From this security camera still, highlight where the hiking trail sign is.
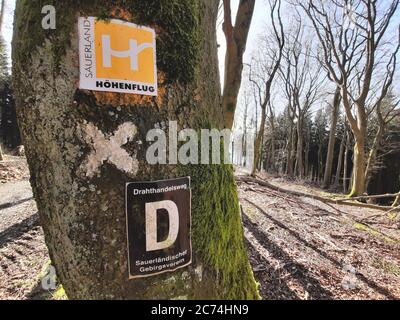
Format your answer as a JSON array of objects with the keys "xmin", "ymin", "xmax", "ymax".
[
  {"xmin": 125, "ymin": 177, "xmax": 192, "ymax": 278},
  {"xmin": 78, "ymin": 17, "xmax": 157, "ymax": 96}
]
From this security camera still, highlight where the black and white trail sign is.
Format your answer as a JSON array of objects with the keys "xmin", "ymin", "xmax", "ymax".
[{"xmin": 125, "ymin": 177, "xmax": 192, "ymax": 278}]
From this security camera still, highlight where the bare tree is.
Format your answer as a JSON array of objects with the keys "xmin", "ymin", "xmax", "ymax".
[
  {"xmin": 0, "ymin": 0, "xmax": 6, "ymax": 30},
  {"xmin": 300, "ymin": 0, "xmax": 400, "ymax": 196},
  {"xmin": 323, "ymin": 85, "xmax": 341, "ymax": 188},
  {"xmin": 334, "ymin": 122, "xmax": 346, "ymax": 186},
  {"xmin": 248, "ymin": 0, "xmax": 285, "ymax": 177},
  {"xmin": 393, "ymin": 192, "xmax": 400, "ymax": 207},
  {"xmin": 343, "ymin": 127, "xmax": 352, "ymax": 193},
  {"xmin": 0, "ymin": 0, "xmax": 6, "ymax": 161},
  {"xmin": 266, "ymin": 100, "xmax": 277, "ymax": 172},
  {"xmin": 281, "ymin": 74, "xmax": 296, "ymax": 176},
  {"xmin": 222, "ymin": 0, "xmax": 256, "ymax": 129},
  {"xmin": 279, "ymin": 21, "xmax": 324, "ymax": 178}
]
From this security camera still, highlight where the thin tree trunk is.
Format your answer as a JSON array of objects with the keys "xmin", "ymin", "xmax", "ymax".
[
  {"xmin": 222, "ymin": 0, "xmax": 255, "ymax": 129},
  {"xmin": 323, "ymin": 87, "xmax": 340, "ymax": 188},
  {"xmin": 304, "ymin": 139, "xmax": 310, "ymax": 178},
  {"xmin": 13, "ymin": 0, "xmax": 259, "ymax": 299},
  {"xmin": 251, "ymin": 107, "xmax": 266, "ymax": 176},
  {"xmin": 0, "ymin": 0, "xmax": 6, "ymax": 30},
  {"xmin": 269, "ymin": 118, "xmax": 276, "ymax": 172},
  {"xmin": 343, "ymin": 131, "xmax": 350, "ymax": 193},
  {"xmin": 0, "ymin": 144, "xmax": 3, "ymax": 161},
  {"xmin": 393, "ymin": 193, "xmax": 400, "ymax": 207},
  {"xmin": 286, "ymin": 124, "xmax": 294, "ymax": 175},
  {"xmin": 242, "ymin": 102, "xmax": 248, "ymax": 167},
  {"xmin": 349, "ymin": 134, "xmax": 366, "ymax": 197},
  {"xmin": 296, "ymin": 119, "xmax": 304, "ymax": 178},
  {"xmin": 291, "ymin": 125, "xmax": 297, "ymax": 175},
  {"xmin": 318, "ymin": 142, "xmax": 323, "ymax": 181},
  {"xmin": 365, "ymin": 125, "xmax": 384, "ymax": 190},
  {"xmin": 334, "ymin": 130, "xmax": 345, "ymax": 186}
]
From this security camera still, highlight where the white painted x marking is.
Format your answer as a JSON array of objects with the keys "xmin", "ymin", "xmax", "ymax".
[{"xmin": 80, "ymin": 121, "xmax": 139, "ymax": 178}]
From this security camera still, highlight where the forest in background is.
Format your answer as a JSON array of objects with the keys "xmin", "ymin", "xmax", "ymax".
[{"xmin": 228, "ymin": 0, "xmax": 400, "ymax": 204}]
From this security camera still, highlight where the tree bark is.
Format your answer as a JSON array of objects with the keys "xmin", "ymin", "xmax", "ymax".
[
  {"xmin": 222, "ymin": 0, "xmax": 255, "ymax": 129},
  {"xmin": 0, "ymin": 0, "xmax": 5, "ymax": 30},
  {"xmin": 12, "ymin": 0, "xmax": 259, "ymax": 299},
  {"xmin": 365, "ymin": 125, "xmax": 384, "ymax": 191},
  {"xmin": 343, "ymin": 131, "xmax": 351, "ymax": 193},
  {"xmin": 269, "ymin": 116, "xmax": 276, "ymax": 172},
  {"xmin": 393, "ymin": 193, "xmax": 400, "ymax": 207},
  {"xmin": 349, "ymin": 134, "xmax": 366, "ymax": 197},
  {"xmin": 323, "ymin": 87, "xmax": 340, "ymax": 188},
  {"xmin": 251, "ymin": 106, "xmax": 266, "ymax": 176},
  {"xmin": 295, "ymin": 119, "xmax": 304, "ymax": 178},
  {"xmin": 334, "ymin": 130, "xmax": 345, "ymax": 186}
]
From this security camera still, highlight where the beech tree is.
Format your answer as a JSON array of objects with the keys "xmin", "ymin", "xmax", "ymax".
[
  {"xmin": 393, "ymin": 192, "xmax": 400, "ymax": 207},
  {"xmin": 322, "ymin": 86, "xmax": 341, "ymax": 188},
  {"xmin": 222, "ymin": 0, "xmax": 255, "ymax": 129},
  {"xmin": 248, "ymin": 0, "xmax": 284, "ymax": 177},
  {"xmin": 279, "ymin": 23, "xmax": 324, "ymax": 179},
  {"xmin": 301, "ymin": 0, "xmax": 400, "ymax": 196},
  {"xmin": 12, "ymin": 1, "xmax": 259, "ymax": 299},
  {"xmin": 0, "ymin": 0, "xmax": 7, "ymax": 161}
]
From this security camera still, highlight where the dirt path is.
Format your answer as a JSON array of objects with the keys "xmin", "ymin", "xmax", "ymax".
[
  {"xmin": 0, "ymin": 158, "xmax": 51, "ymax": 300},
  {"xmin": 239, "ymin": 176, "xmax": 400, "ymax": 300}
]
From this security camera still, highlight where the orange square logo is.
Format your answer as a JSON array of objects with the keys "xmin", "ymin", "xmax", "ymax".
[{"xmin": 79, "ymin": 17, "xmax": 157, "ymax": 96}]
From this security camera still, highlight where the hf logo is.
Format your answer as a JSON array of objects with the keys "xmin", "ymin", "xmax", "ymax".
[{"xmin": 78, "ymin": 17, "xmax": 157, "ymax": 96}]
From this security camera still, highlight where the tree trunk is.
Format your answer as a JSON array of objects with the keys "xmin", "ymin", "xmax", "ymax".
[
  {"xmin": 296, "ymin": 119, "xmax": 304, "ymax": 178},
  {"xmin": 286, "ymin": 124, "xmax": 294, "ymax": 176},
  {"xmin": 0, "ymin": 0, "xmax": 5, "ymax": 30},
  {"xmin": 12, "ymin": 0, "xmax": 259, "ymax": 300},
  {"xmin": 393, "ymin": 193, "xmax": 400, "ymax": 207},
  {"xmin": 365, "ymin": 125, "xmax": 384, "ymax": 191},
  {"xmin": 269, "ymin": 118, "xmax": 276, "ymax": 172},
  {"xmin": 0, "ymin": 144, "xmax": 3, "ymax": 161},
  {"xmin": 334, "ymin": 130, "xmax": 345, "ymax": 186},
  {"xmin": 222, "ymin": 0, "xmax": 255, "ymax": 129},
  {"xmin": 304, "ymin": 139, "xmax": 310, "ymax": 178},
  {"xmin": 349, "ymin": 134, "xmax": 366, "ymax": 197},
  {"xmin": 318, "ymin": 141, "xmax": 323, "ymax": 181},
  {"xmin": 251, "ymin": 106, "xmax": 266, "ymax": 176},
  {"xmin": 343, "ymin": 131, "xmax": 350, "ymax": 193},
  {"xmin": 323, "ymin": 87, "xmax": 340, "ymax": 188}
]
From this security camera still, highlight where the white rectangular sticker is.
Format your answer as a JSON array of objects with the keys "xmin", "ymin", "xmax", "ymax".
[{"xmin": 78, "ymin": 17, "xmax": 157, "ymax": 96}]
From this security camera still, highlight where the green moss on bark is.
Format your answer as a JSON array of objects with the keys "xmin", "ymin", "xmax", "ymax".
[
  {"xmin": 120, "ymin": 0, "xmax": 200, "ymax": 84},
  {"xmin": 180, "ymin": 163, "xmax": 260, "ymax": 299},
  {"xmin": 13, "ymin": 0, "xmax": 199, "ymax": 83}
]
